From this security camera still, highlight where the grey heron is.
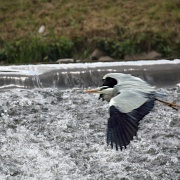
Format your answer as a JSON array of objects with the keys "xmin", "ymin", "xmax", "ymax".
[{"xmin": 85, "ymin": 73, "xmax": 179, "ymax": 151}]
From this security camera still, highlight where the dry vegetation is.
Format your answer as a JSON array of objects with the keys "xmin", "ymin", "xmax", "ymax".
[{"xmin": 0, "ymin": 0, "xmax": 180, "ymax": 63}]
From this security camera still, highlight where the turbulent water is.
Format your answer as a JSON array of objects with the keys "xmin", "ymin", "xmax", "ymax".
[{"xmin": 0, "ymin": 85, "xmax": 179, "ymax": 180}]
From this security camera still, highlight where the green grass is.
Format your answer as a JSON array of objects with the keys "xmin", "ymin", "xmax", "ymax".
[
  {"xmin": 1, "ymin": 35, "xmax": 74, "ymax": 64},
  {"xmin": 0, "ymin": 0, "xmax": 180, "ymax": 63}
]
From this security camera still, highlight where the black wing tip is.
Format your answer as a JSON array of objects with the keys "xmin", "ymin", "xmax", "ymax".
[
  {"xmin": 107, "ymin": 143, "xmax": 127, "ymax": 151},
  {"xmin": 107, "ymin": 128, "xmax": 131, "ymax": 151},
  {"xmin": 107, "ymin": 106, "xmax": 141, "ymax": 151}
]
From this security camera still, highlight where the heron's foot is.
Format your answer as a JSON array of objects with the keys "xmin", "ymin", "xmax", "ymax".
[{"xmin": 163, "ymin": 101, "xmax": 180, "ymax": 111}]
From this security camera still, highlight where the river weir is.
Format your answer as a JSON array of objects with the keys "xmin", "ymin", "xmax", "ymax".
[
  {"xmin": 0, "ymin": 60, "xmax": 180, "ymax": 179},
  {"xmin": 0, "ymin": 59, "xmax": 180, "ymax": 89}
]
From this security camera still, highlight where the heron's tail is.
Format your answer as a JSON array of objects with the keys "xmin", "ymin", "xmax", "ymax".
[{"xmin": 156, "ymin": 98, "xmax": 180, "ymax": 111}]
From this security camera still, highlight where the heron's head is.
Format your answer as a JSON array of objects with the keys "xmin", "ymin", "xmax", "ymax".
[{"xmin": 84, "ymin": 86, "xmax": 114, "ymax": 102}]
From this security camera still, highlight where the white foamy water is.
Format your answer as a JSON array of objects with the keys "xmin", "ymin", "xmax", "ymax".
[{"xmin": 0, "ymin": 85, "xmax": 179, "ymax": 180}]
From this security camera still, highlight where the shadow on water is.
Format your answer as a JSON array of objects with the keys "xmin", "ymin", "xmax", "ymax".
[{"xmin": 0, "ymin": 62, "xmax": 179, "ymax": 90}]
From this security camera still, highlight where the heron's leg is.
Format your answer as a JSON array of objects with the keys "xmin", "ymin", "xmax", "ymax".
[{"xmin": 156, "ymin": 98, "xmax": 180, "ymax": 111}]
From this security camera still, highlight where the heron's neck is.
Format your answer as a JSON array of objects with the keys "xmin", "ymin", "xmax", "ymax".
[
  {"xmin": 101, "ymin": 88, "xmax": 114, "ymax": 102},
  {"xmin": 103, "ymin": 88, "xmax": 114, "ymax": 95}
]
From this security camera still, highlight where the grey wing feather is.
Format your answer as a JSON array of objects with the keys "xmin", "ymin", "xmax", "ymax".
[
  {"xmin": 109, "ymin": 89, "xmax": 152, "ymax": 113},
  {"xmin": 109, "ymin": 77, "xmax": 156, "ymax": 113}
]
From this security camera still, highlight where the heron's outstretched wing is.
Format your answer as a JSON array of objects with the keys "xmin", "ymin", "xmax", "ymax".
[
  {"xmin": 109, "ymin": 90, "xmax": 154, "ymax": 113},
  {"xmin": 107, "ymin": 91, "xmax": 155, "ymax": 150}
]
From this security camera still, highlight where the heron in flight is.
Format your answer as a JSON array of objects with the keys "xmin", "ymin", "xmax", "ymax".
[{"xmin": 85, "ymin": 73, "xmax": 179, "ymax": 151}]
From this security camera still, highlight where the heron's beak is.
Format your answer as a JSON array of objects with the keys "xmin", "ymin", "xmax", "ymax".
[{"xmin": 84, "ymin": 88, "xmax": 101, "ymax": 93}]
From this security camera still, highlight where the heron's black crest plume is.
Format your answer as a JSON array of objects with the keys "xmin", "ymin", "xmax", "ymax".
[{"xmin": 102, "ymin": 77, "xmax": 117, "ymax": 88}]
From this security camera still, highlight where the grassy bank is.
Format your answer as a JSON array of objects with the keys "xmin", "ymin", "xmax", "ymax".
[{"xmin": 0, "ymin": 0, "xmax": 180, "ymax": 64}]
